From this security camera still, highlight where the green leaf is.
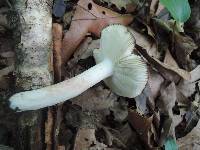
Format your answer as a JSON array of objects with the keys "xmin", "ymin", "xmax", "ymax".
[
  {"xmin": 160, "ymin": 0, "xmax": 191, "ymax": 22},
  {"xmin": 164, "ymin": 137, "xmax": 178, "ymax": 150}
]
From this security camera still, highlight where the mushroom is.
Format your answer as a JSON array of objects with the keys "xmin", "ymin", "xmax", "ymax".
[{"xmin": 9, "ymin": 25, "xmax": 148, "ymax": 111}]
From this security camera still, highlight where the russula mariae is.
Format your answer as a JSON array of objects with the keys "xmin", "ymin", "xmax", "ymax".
[{"xmin": 9, "ymin": 25, "xmax": 148, "ymax": 111}]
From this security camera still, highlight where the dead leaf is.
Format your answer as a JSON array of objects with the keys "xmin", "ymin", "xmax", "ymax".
[
  {"xmin": 128, "ymin": 28, "xmax": 159, "ymax": 59},
  {"xmin": 62, "ymin": 0, "xmax": 133, "ymax": 63},
  {"xmin": 128, "ymin": 109, "xmax": 157, "ymax": 148},
  {"xmin": 110, "ymin": 98, "xmax": 128, "ymax": 123},
  {"xmin": 177, "ymin": 121, "xmax": 200, "ymax": 150},
  {"xmin": 135, "ymin": 85, "xmax": 152, "ymax": 114},
  {"xmin": 0, "ymin": 65, "xmax": 14, "ymax": 77},
  {"xmin": 53, "ymin": 23, "xmax": 63, "ymax": 82},
  {"xmin": 73, "ymin": 37, "xmax": 100, "ymax": 61},
  {"xmin": 148, "ymin": 68, "xmax": 164, "ymax": 100},
  {"xmin": 174, "ymin": 33, "xmax": 198, "ymax": 70},
  {"xmin": 157, "ymin": 82, "xmax": 176, "ymax": 145},
  {"xmin": 158, "ymin": 82, "xmax": 176, "ymax": 114},
  {"xmin": 0, "ymin": 76, "xmax": 10, "ymax": 89},
  {"xmin": 177, "ymin": 65, "xmax": 200, "ymax": 98},
  {"xmin": 0, "ymin": 51, "xmax": 15, "ymax": 58},
  {"xmin": 73, "ymin": 128, "xmax": 107, "ymax": 150},
  {"xmin": 72, "ymin": 86, "xmax": 117, "ymax": 111},
  {"xmin": 164, "ymin": 49, "xmax": 179, "ymax": 68},
  {"xmin": 100, "ymin": 0, "xmax": 136, "ymax": 13},
  {"xmin": 63, "ymin": 10, "xmax": 74, "ymax": 29},
  {"xmin": 150, "ymin": 0, "xmax": 165, "ymax": 19},
  {"xmin": 138, "ymin": 48, "xmax": 183, "ymax": 82},
  {"xmin": 45, "ymin": 109, "xmax": 54, "ymax": 150}
]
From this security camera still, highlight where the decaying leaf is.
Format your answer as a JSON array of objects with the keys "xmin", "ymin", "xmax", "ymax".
[
  {"xmin": 174, "ymin": 33, "xmax": 198, "ymax": 70},
  {"xmin": 148, "ymin": 68, "xmax": 164, "ymax": 100},
  {"xmin": 53, "ymin": 23, "xmax": 63, "ymax": 82},
  {"xmin": 158, "ymin": 82, "xmax": 176, "ymax": 116},
  {"xmin": 63, "ymin": 10, "xmax": 74, "ymax": 29},
  {"xmin": 135, "ymin": 84, "xmax": 153, "ymax": 115},
  {"xmin": 177, "ymin": 121, "xmax": 200, "ymax": 150},
  {"xmin": 150, "ymin": 0, "xmax": 165, "ymax": 17},
  {"xmin": 164, "ymin": 48, "xmax": 179, "ymax": 68},
  {"xmin": 138, "ymin": 48, "xmax": 188, "ymax": 82},
  {"xmin": 157, "ymin": 82, "xmax": 177, "ymax": 145},
  {"xmin": 0, "ymin": 51, "xmax": 15, "ymax": 89},
  {"xmin": 45, "ymin": 109, "xmax": 53, "ymax": 150},
  {"xmin": 72, "ymin": 86, "xmax": 117, "ymax": 111},
  {"xmin": 62, "ymin": 0, "xmax": 133, "ymax": 63},
  {"xmin": 99, "ymin": 0, "xmax": 136, "ymax": 12},
  {"xmin": 73, "ymin": 128, "xmax": 107, "ymax": 150},
  {"xmin": 128, "ymin": 28, "xmax": 159, "ymax": 59},
  {"xmin": 128, "ymin": 109, "xmax": 157, "ymax": 148},
  {"xmin": 73, "ymin": 37, "xmax": 100, "ymax": 61},
  {"xmin": 177, "ymin": 65, "xmax": 200, "ymax": 98}
]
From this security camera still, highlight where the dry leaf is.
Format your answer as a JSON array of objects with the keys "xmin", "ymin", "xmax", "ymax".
[
  {"xmin": 164, "ymin": 49, "xmax": 179, "ymax": 68},
  {"xmin": 63, "ymin": 10, "xmax": 74, "ymax": 28},
  {"xmin": 53, "ymin": 23, "xmax": 63, "ymax": 82},
  {"xmin": 148, "ymin": 68, "xmax": 164, "ymax": 100},
  {"xmin": 100, "ymin": 0, "xmax": 136, "ymax": 12},
  {"xmin": 158, "ymin": 82, "xmax": 176, "ymax": 114},
  {"xmin": 174, "ymin": 33, "xmax": 198, "ymax": 70},
  {"xmin": 135, "ymin": 85, "xmax": 152, "ymax": 114},
  {"xmin": 45, "ymin": 109, "xmax": 54, "ymax": 150},
  {"xmin": 128, "ymin": 28, "xmax": 159, "ymax": 59},
  {"xmin": 73, "ymin": 37, "xmax": 100, "ymax": 61},
  {"xmin": 73, "ymin": 128, "xmax": 107, "ymax": 150},
  {"xmin": 138, "ymin": 48, "xmax": 182, "ymax": 82},
  {"xmin": 177, "ymin": 121, "xmax": 200, "ymax": 150},
  {"xmin": 157, "ymin": 82, "xmax": 176, "ymax": 145},
  {"xmin": 177, "ymin": 65, "xmax": 200, "ymax": 98},
  {"xmin": 128, "ymin": 109, "xmax": 157, "ymax": 148},
  {"xmin": 62, "ymin": 0, "xmax": 133, "ymax": 63},
  {"xmin": 72, "ymin": 85, "xmax": 117, "ymax": 111}
]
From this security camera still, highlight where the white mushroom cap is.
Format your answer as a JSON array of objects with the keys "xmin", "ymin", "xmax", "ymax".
[{"xmin": 94, "ymin": 25, "xmax": 148, "ymax": 98}]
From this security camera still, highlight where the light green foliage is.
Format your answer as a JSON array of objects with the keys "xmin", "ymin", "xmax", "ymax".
[
  {"xmin": 160, "ymin": 0, "xmax": 191, "ymax": 22},
  {"xmin": 164, "ymin": 137, "xmax": 178, "ymax": 150}
]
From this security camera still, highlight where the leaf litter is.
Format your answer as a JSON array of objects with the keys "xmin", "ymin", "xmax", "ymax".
[{"xmin": 1, "ymin": 0, "xmax": 200, "ymax": 149}]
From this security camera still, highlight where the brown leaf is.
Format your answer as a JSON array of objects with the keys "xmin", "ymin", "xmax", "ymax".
[
  {"xmin": 174, "ymin": 33, "xmax": 198, "ymax": 70},
  {"xmin": 148, "ymin": 68, "xmax": 164, "ymax": 100},
  {"xmin": 177, "ymin": 121, "xmax": 200, "ymax": 150},
  {"xmin": 158, "ymin": 82, "xmax": 176, "ymax": 114},
  {"xmin": 128, "ymin": 109, "xmax": 157, "ymax": 148},
  {"xmin": 74, "ymin": 128, "xmax": 107, "ymax": 150},
  {"xmin": 45, "ymin": 109, "xmax": 54, "ymax": 150},
  {"xmin": 63, "ymin": 10, "xmax": 74, "ymax": 29},
  {"xmin": 157, "ymin": 82, "xmax": 177, "ymax": 145},
  {"xmin": 164, "ymin": 49, "xmax": 179, "ymax": 68},
  {"xmin": 53, "ymin": 23, "xmax": 63, "ymax": 83},
  {"xmin": 101, "ymin": 0, "xmax": 137, "ymax": 13},
  {"xmin": 138, "ymin": 48, "xmax": 181, "ymax": 82},
  {"xmin": 177, "ymin": 65, "xmax": 200, "ymax": 98},
  {"xmin": 0, "ymin": 76, "xmax": 10, "ymax": 89},
  {"xmin": 72, "ymin": 86, "xmax": 117, "ymax": 111},
  {"xmin": 128, "ymin": 28, "xmax": 159, "ymax": 59},
  {"xmin": 62, "ymin": 0, "xmax": 133, "ymax": 63},
  {"xmin": 73, "ymin": 37, "xmax": 100, "ymax": 61},
  {"xmin": 150, "ymin": 0, "xmax": 165, "ymax": 17}
]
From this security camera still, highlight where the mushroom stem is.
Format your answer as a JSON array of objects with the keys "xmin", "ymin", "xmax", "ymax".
[{"xmin": 9, "ymin": 59, "xmax": 113, "ymax": 111}]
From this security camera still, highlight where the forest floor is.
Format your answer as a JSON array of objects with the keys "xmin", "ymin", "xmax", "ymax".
[{"xmin": 0, "ymin": 0, "xmax": 200, "ymax": 150}]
